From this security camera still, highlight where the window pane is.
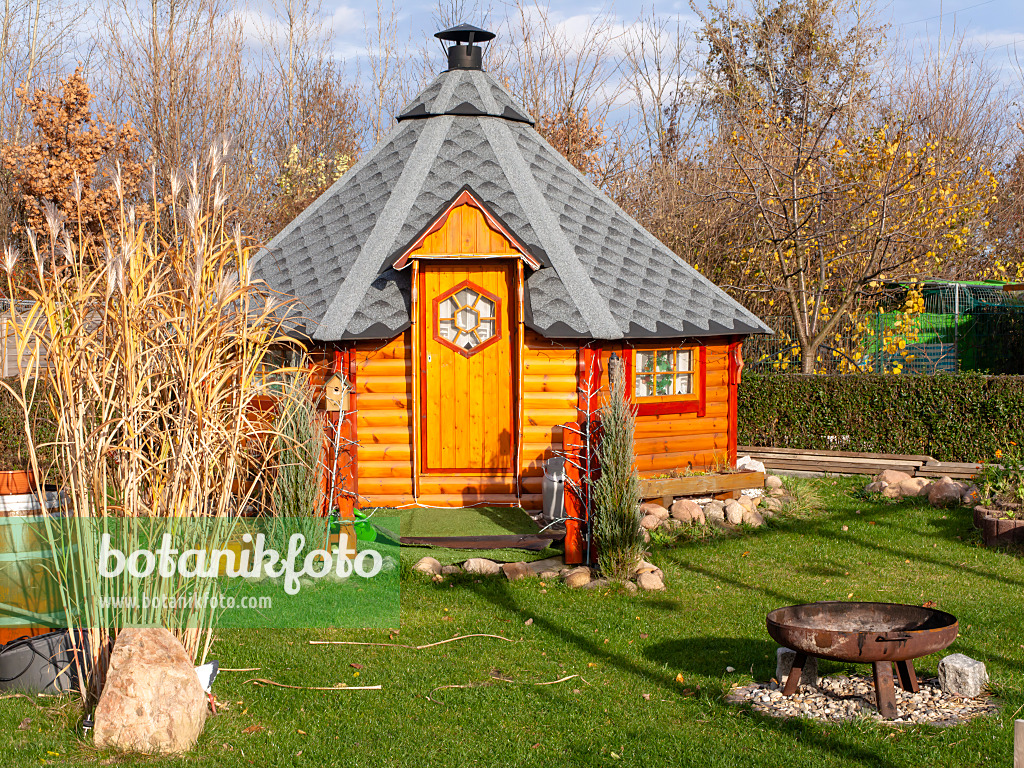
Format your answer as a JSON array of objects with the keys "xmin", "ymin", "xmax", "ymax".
[
  {"xmin": 455, "ymin": 288, "xmax": 474, "ymax": 307},
  {"xmin": 438, "ymin": 319, "xmax": 456, "ymax": 340},
  {"xmin": 635, "ymin": 375, "xmax": 653, "ymax": 397},
  {"xmin": 655, "ymin": 350, "xmax": 674, "ymax": 372},
  {"xmin": 477, "ymin": 296, "xmax": 495, "ymax": 319},
  {"xmin": 676, "ymin": 349, "xmax": 693, "ymax": 372},
  {"xmin": 439, "ymin": 297, "xmax": 455, "ymax": 320},
  {"xmin": 477, "ymin": 318, "xmax": 494, "ymax": 341},
  {"xmin": 676, "ymin": 373, "xmax": 692, "ymax": 395},
  {"xmin": 655, "ymin": 374, "xmax": 674, "ymax": 396},
  {"xmin": 636, "ymin": 351, "xmax": 653, "ymax": 373}
]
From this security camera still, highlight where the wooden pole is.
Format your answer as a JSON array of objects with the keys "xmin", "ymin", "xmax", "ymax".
[{"xmin": 1014, "ymin": 719, "xmax": 1023, "ymax": 768}]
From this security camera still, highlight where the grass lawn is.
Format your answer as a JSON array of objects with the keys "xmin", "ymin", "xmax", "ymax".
[{"xmin": 2, "ymin": 477, "xmax": 1021, "ymax": 767}]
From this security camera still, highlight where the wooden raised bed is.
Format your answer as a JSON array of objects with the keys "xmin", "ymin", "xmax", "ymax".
[{"xmin": 640, "ymin": 470, "xmax": 765, "ymax": 506}]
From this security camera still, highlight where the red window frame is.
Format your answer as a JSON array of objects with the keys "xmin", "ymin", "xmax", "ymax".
[
  {"xmin": 623, "ymin": 344, "xmax": 706, "ymax": 417},
  {"xmin": 431, "ymin": 280, "xmax": 503, "ymax": 358}
]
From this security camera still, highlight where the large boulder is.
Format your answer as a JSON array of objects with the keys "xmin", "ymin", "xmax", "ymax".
[
  {"xmin": 94, "ymin": 628, "xmax": 208, "ymax": 755},
  {"xmin": 705, "ymin": 501, "xmax": 726, "ymax": 526},
  {"xmin": 670, "ymin": 499, "xmax": 702, "ymax": 523},
  {"xmin": 501, "ymin": 562, "xmax": 535, "ymax": 581},
  {"xmin": 875, "ymin": 469, "xmax": 912, "ymax": 486},
  {"xmin": 637, "ymin": 571, "xmax": 665, "ymax": 591},
  {"xmin": 927, "ymin": 477, "xmax": 966, "ymax": 508},
  {"xmin": 765, "ymin": 475, "xmax": 784, "ymax": 490},
  {"xmin": 741, "ymin": 509, "xmax": 765, "ymax": 527}
]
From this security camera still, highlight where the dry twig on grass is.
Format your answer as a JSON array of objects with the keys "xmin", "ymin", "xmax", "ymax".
[
  {"xmin": 426, "ymin": 673, "xmax": 580, "ymax": 703},
  {"xmin": 243, "ymin": 678, "xmax": 382, "ymax": 691},
  {"xmin": 308, "ymin": 633, "xmax": 513, "ymax": 650}
]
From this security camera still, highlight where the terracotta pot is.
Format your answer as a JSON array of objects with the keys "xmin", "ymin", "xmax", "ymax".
[
  {"xmin": 977, "ymin": 507, "xmax": 1024, "ymax": 547},
  {"xmin": 0, "ymin": 471, "xmax": 33, "ymax": 496}
]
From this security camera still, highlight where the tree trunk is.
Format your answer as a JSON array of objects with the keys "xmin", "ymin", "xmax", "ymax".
[{"xmin": 800, "ymin": 338, "xmax": 820, "ymax": 374}]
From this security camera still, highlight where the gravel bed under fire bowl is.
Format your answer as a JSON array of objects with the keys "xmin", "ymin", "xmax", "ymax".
[{"xmin": 726, "ymin": 675, "xmax": 998, "ymax": 726}]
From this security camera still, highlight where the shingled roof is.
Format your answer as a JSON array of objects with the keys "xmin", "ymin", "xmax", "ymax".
[{"xmin": 251, "ymin": 67, "xmax": 770, "ymax": 342}]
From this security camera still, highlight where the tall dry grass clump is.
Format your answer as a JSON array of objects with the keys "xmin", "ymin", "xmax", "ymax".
[{"xmin": 0, "ymin": 149, "xmax": 292, "ymax": 704}]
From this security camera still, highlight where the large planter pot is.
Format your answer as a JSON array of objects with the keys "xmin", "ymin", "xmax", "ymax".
[
  {"xmin": 0, "ymin": 471, "xmax": 34, "ymax": 496},
  {"xmin": 976, "ymin": 507, "xmax": 1024, "ymax": 547}
]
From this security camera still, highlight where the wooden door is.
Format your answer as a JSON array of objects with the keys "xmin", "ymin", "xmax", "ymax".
[{"xmin": 419, "ymin": 262, "xmax": 515, "ymax": 474}]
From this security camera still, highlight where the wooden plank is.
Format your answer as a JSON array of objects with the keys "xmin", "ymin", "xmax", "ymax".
[
  {"xmin": 1014, "ymin": 719, "xmax": 1023, "ymax": 768},
  {"xmin": 358, "ymin": 493, "xmax": 543, "ymax": 508},
  {"xmin": 740, "ymin": 446, "xmax": 936, "ymax": 463},
  {"xmin": 640, "ymin": 471, "xmax": 765, "ymax": 499}
]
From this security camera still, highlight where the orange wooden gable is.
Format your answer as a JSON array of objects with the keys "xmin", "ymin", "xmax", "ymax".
[{"xmin": 394, "ymin": 189, "xmax": 540, "ymax": 269}]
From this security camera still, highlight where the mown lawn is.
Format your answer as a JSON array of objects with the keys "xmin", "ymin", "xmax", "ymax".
[{"xmin": 1, "ymin": 477, "xmax": 1021, "ymax": 767}]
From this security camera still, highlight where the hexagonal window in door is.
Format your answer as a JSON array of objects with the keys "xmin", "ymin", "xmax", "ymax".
[{"xmin": 434, "ymin": 281, "xmax": 501, "ymax": 356}]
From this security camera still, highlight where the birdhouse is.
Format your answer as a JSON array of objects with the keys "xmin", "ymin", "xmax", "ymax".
[{"xmin": 320, "ymin": 372, "xmax": 349, "ymax": 413}]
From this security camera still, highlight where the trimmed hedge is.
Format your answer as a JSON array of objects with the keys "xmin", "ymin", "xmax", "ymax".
[
  {"xmin": 0, "ymin": 381, "xmax": 56, "ymax": 472},
  {"xmin": 737, "ymin": 373, "xmax": 1024, "ymax": 463}
]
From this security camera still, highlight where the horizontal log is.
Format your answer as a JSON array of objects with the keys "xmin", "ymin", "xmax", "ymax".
[
  {"xmin": 635, "ymin": 433, "xmax": 727, "ymax": 457},
  {"xmin": 357, "ymin": 412, "xmax": 411, "ymax": 428},
  {"xmin": 358, "ymin": 444, "xmax": 412, "ymax": 462},
  {"xmin": 357, "ymin": 425, "xmax": 413, "ymax": 443},
  {"xmin": 523, "ymin": 409, "xmax": 579, "ymax": 426},
  {"xmin": 353, "ymin": 358, "xmax": 409, "ymax": 376},
  {"xmin": 637, "ymin": 452, "xmax": 724, "ymax": 477},
  {"xmin": 523, "ymin": 391, "xmax": 578, "ymax": 408},
  {"xmin": 634, "ymin": 417, "xmax": 729, "ymax": 438},
  {"xmin": 356, "ymin": 478, "xmax": 415, "ymax": 495},
  {"xmin": 357, "ymin": 460, "xmax": 414, "ymax": 478},
  {"xmin": 356, "ymin": 339, "xmax": 411, "ymax": 361},
  {"xmin": 522, "ymin": 374, "xmax": 578, "ymax": 393},
  {"xmin": 634, "ymin": 443, "xmax": 727, "ymax": 472},
  {"xmin": 356, "ymin": 393, "xmax": 409, "ymax": 410},
  {"xmin": 523, "ymin": 425, "xmax": 564, "ymax": 443},
  {"xmin": 521, "ymin": 358, "xmax": 577, "ymax": 375},
  {"xmin": 357, "ymin": 375, "xmax": 412, "ymax": 394}
]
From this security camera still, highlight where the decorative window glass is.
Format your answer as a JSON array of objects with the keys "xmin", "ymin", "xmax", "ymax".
[
  {"xmin": 634, "ymin": 348, "xmax": 695, "ymax": 399},
  {"xmin": 437, "ymin": 286, "xmax": 497, "ymax": 352}
]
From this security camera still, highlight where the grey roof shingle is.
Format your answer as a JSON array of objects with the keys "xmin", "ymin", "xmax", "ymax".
[{"xmin": 252, "ymin": 68, "xmax": 770, "ymax": 341}]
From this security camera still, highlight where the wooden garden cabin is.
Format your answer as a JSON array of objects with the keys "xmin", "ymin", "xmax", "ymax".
[{"xmin": 252, "ymin": 25, "xmax": 770, "ymax": 522}]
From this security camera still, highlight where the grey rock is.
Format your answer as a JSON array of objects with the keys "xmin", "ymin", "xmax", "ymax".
[
  {"xmin": 776, "ymin": 647, "xmax": 819, "ymax": 687},
  {"xmin": 865, "ymin": 481, "xmax": 888, "ymax": 494},
  {"xmin": 441, "ymin": 565, "xmax": 462, "ymax": 575},
  {"xmin": 938, "ymin": 654, "xmax": 988, "ymax": 698},
  {"xmin": 582, "ymin": 578, "xmax": 610, "ymax": 590}
]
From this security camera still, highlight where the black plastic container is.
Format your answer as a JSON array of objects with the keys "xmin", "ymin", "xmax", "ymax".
[{"xmin": 0, "ymin": 630, "xmax": 83, "ymax": 694}]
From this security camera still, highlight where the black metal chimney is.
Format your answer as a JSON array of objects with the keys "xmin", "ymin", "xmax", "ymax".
[{"xmin": 435, "ymin": 24, "xmax": 495, "ymax": 71}]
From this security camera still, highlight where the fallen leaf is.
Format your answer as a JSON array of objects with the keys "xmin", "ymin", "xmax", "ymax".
[
  {"xmin": 639, "ymin": 633, "xmax": 648, "ymax": 640},
  {"xmin": 242, "ymin": 725, "xmax": 264, "ymax": 735},
  {"xmin": 741, "ymin": 551, "xmax": 750, "ymax": 557},
  {"xmin": 675, "ymin": 673, "xmax": 685, "ymax": 684},
  {"xmin": 641, "ymin": 693, "xmax": 651, "ymax": 700},
  {"xmin": 531, "ymin": 743, "xmax": 540, "ymax": 749},
  {"xmin": 297, "ymin": 729, "xmax": 307, "ymax": 735},
  {"xmin": 524, "ymin": 618, "xmax": 533, "ymax": 626},
  {"xmin": 350, "ymin": 663, "xmax": 364, "ymax": 669},
  {"xmin": 923, "ymin": 600, "xmax": 936, "ymax": 608},
  {"xmin": 847, "ymin": 592, "xmax": 854, "ymax": 598},
  {"xmin": 17, "ymin": 718, "xmax": 31, "ymax": 730}
]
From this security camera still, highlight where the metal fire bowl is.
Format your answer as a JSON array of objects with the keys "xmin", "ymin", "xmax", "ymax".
[{"xmin": 766, "ymin": 602, "xmax": 958, "ymax": 663}]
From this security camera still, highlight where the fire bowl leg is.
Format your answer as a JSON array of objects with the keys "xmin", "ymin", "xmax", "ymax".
[
  {"xmin": 895, "ymin": 660, "xmax": 919, "ymax": 693},
  {"xmin": 782, "ymin": 651, "xmax": 808, "ymax": 696},
  {"xmin": 872, "ymin": 661, "xmax": 898, "ymax": 719}
]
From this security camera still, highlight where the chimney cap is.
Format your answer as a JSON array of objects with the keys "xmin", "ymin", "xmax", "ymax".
[{"xmin": 435, "ymin": 23, "xmax": 495, "ymax": 45}]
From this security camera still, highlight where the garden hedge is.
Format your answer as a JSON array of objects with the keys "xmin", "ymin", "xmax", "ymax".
[{"xmin": 738, "ymin": 372, "xmax": 1024, "ymax": 463}]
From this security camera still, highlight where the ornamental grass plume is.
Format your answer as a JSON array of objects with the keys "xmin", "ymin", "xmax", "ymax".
[
  {"xmin": 593, "ymin": 361, "xmax": 644, "ymax": 580},
  {"xmin": 0, "ymin": 149, "xmax": 294, "ymax": 706}
]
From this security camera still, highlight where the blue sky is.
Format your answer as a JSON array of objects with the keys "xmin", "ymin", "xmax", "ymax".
[{"xmin": 313, "ymin": 0, "xmax": 1024, "ymax": 78}]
